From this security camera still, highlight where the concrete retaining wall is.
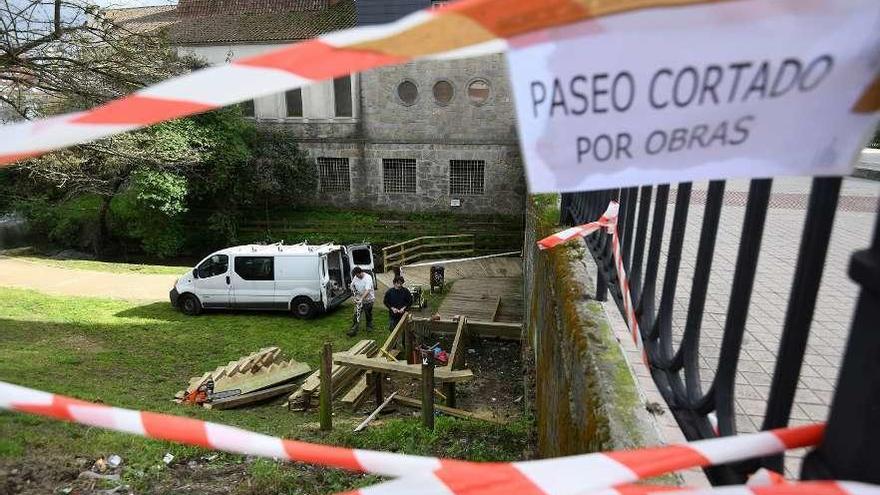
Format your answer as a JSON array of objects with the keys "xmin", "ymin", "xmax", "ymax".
[{"xmin": 523, "ymin": 196, "xmax": 661, "ymax": 456}]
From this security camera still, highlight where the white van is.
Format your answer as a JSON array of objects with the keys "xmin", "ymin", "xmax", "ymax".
[{"xmin": 169, "ymin": 243, "xmax": 374, "ymax": 318}]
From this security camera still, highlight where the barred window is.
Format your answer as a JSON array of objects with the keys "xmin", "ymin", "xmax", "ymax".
[
  {"xmin": 449, "ymin": 160, "xmax": 485, "ymax": 195},
  {"xmin": 383, "ymin": 159, "xmax": 416, "ymax": 194},
  {"xmin": 317, "ymin": 157, "xmax": 350, "ymax": 193}
]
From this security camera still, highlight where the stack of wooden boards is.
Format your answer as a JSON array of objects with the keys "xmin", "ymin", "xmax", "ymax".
[
  {"xmin": 284, "ymin": 339, "xmax": 379, "ymax": 411},
  {"xmin": 175, "ymin": 347, "xmax": 311, "ymax": 410}
]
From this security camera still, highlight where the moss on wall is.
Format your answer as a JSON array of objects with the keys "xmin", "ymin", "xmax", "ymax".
[{"xmin": 524, "ymin": 195, "xmax": 656, "ymax": 457}]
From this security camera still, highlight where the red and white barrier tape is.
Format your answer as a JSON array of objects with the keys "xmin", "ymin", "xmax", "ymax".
[
  {"xmin": 0, "ymin": 0, "xmax": 743, "ymax": 167},
  {"xmin": 539, "ymin": 201, "xmax": 648, "ymax": 364},
  {"xmin": 0, "ymin": 379, "xmax": 846, "ymax": 495}
]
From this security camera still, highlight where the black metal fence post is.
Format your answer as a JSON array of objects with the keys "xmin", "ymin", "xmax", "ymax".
[
  {"xmin": 562, "ymin": 178, "xmax": 877, "ymax": 484},
  {"xmin": 802, "ymin": 210, "xmax": 880, "ymax": 483}
]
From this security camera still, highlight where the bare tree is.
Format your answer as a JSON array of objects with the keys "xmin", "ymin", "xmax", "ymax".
[
  {"xmin": 0, "ymin": 0, "xmax": 186, "ymax": 120},
  {"xmin": 0, "ymin": 0, "xmax": 231, "ymax": 255}
]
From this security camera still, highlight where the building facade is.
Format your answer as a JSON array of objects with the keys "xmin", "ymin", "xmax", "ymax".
[{"xmin": 113, "ymin": 0, "xmax": 526, "ymax": 215}]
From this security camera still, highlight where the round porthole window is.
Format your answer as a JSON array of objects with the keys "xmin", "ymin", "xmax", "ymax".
[
  {"xmin": 432, "ymin": 80, "xmax": 454, "ymax": 106},
  {"xmin": 467, "ymin": 79, "xmax": 490, "ymax": 106},
  {"xmin": 397, "ymin": 80, "xmax": 419, "ymax": 106}
]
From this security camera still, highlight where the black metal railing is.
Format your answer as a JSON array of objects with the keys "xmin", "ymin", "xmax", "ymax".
[{"xmin": 560, "ymin": 177, "xmax": 879, "ymax": 485}]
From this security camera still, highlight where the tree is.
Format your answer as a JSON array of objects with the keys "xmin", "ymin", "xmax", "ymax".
[
  {"xmin": 1, "ymin": 0, "xmax": 251, "ymax": 255},
  {"xmin": 1, "ymin": 0, "xmax": 186, "ymax": 120},
  {"xmin": 17, "ymin": 108, "xmax": 253, "ymax": 255},
  {"xmin": 186, "ymin": 130, "xmax": 315, "ymax": 246}
]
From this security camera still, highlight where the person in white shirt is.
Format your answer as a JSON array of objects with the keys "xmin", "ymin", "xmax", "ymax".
[{"xmin": 347, "ymin": 266, "xmax": 375, "ymax": 336}]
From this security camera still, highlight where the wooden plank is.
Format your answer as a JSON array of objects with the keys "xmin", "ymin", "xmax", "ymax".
[
  {"xmin": 332, "ymin": 354, "xmax": 474, "ymax": 383},
  {"xmin": 392, "ymin": 396, "xmax": 507, "ymax": 424},
  {"xmin": 467, "ymin": 321, "xmax": 522, "ymax": 340},
  {"xmin": 340, "ymin": 372, "xmax": 371, "ymax": 407},
  {"xmin": 354, "ymin": 392, "xmax": 398, "ymax": 432},
  {"xmin": 299, "ymin": 340, "xmax": 375, "ymax": 394},
  {"xmin": 445, "ymin": 317, "xmax": 467, "ymax": 371},
  {"xmin": 214, "ymin": 361, "xmax": 311, "ymax": 395},
  {"xmin": 287, "ymin": 340, "xmax": 377, "ymax": 407},
  {"xmin": 490, "ymin": 297, "xmax": 502, "ymax": 322},
  {"xmin": 209, "ymin": 382, "xmax": 297, "ymax": 410},
  {"xmin": 411, "ymin": 318, "xmax": 522, "ymax": 341},
  {"xmin": 382, "ymin": 312, "xmax": 409, "ymax": 352},
  {"xmin": 320, "ymin": 342, "xmax": 332, "ymax": 431}
]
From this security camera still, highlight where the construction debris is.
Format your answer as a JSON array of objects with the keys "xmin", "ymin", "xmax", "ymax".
[
  {"xmin": 208, "ymin": 382, "xmax": 299, "ymax": 410},
  {"xmin": 175, "ymin": 347, "xmax": 310, "ymax": 409},
  {"xmin": 392, "ymin": 396, "xmax": 507, "ymax": 424},
  {"xmin": 285, "ymin": 340, "xmax": 378, "ymax": 411},
  {"xmin": 354, "ymin": 391, "xmax": 397, "ymax": 432}
]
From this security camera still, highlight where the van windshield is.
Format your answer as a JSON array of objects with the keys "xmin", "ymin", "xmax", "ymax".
[{"xmin": 197, "ymin": 254, "xmax": 228, "ymax": 278}]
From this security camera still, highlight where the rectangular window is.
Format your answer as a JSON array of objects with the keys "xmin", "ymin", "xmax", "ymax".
[
  {"xmin": 449, "ymin": 160, "xmax": 485, "ymax": 195},
  {"xmin": 240, "ymin": 100, "xmax": 255, "ymax": 117},
  {"xmin": 285, "ymin": 89, "xmax": 303, "ymax": 117},
  {"xmin": 234, "ymin": 256, "xmax": 274, "ymax": 281},
  {"xmin": 382, "ymin": 158, "xmax": 416, "ymax": 194},
  {"xmin": 333, "ymin": 76, "xmax": 353, "ymax": 117},
  {"xmin": 317, "ymin": 157, "xmax": 350, "ymax": 193}
]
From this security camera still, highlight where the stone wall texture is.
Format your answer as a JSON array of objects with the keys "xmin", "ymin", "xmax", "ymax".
[{"xmin": 258, "ymin": 53, "xmax": 526, "ymax": 215}]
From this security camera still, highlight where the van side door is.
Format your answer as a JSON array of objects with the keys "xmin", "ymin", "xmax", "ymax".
[
  {"xmin": 275, "ymin": 256, "xmax": 321, "ymax": 309},
  {"xmin": 231, "ymin": 256, "xmax": 277, "ymax": 309},
  {"xmin": 194, "ymin": 254, "xmax": 232, "ymax": 308}
]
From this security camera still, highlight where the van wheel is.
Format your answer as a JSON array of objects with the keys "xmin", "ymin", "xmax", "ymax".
[
  {"xmin": 291, "ymin": 297, "xmax": 316, "ymax": 319},
  {"xmin": 179, "ymin": 294, "xmax": 202, "ymax": 316}
]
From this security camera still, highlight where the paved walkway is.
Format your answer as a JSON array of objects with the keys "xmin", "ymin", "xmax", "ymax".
[
  {"xmin": 606, "ymin": 176, "xmax": 878, "ymax": 476},
  {"xmin": 0, "ymin": 256, "xmax": 179, "ymax": 301}
]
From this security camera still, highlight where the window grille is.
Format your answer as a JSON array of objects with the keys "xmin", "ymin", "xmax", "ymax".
[
  {"xmin": 449, "ymin": 160, "xmax": 485, "ymax": 195},
  {"xmin": 317, "ymin": 157, "xmax": 350, "ymax": 193},
  {"xmin": 383, "ymin": 159, "xmax": 417, "ymax": 194}
]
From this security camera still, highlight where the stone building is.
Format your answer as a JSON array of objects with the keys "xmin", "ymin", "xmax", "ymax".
[{"xmin": 110, "ymin": 0, "xmax": 526, "ymax": 215}]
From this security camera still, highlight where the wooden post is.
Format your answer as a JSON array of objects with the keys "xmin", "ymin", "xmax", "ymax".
[
  {"xmin": 319, "ymin": 342, "xmax": 332, "ymax": 431},
  {"xmin": 421, "ymin": 352, "xmax": 435, "ymax": 430},
  {"xmin": 443, "ymin": 382, "xmax": 456, "ymax": 408},
  {"xmin": 373, "ymin": 372, "xmax": 384, "ymax": 406},
  {"xmin": 404, "ymin": 326, "xmax": 414, "ymax": 364}
]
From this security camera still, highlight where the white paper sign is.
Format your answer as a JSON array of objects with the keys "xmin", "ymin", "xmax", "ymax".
[{"xmin": 506, "ymin": 0, "xmax": 880, "ymax": 193}]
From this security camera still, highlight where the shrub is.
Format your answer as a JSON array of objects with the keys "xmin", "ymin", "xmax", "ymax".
[
  {"xmin": 16, "ymin": 196, "xmax": 102, "ymax": 251},
  {"xmin": 110, "ymin": 171, "xmax": 189, "ymax": 258}
]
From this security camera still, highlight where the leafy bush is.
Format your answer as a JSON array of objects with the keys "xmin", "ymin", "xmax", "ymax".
[
  {"xmin": 16, "ymin": 196, "xmax": 101, "ymax": 251},
  {"xmin": 111, "ymin": 172, "xmax": 188, "ymax": 259},
  {"xmin": 185, "ymin": 129, "xmax": 316, "ymax": 247}
]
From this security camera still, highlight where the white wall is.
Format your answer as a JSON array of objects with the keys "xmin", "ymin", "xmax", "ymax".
[{"xmin": 178, "ymin": 43, "xmax": 358, "ymax": 122}]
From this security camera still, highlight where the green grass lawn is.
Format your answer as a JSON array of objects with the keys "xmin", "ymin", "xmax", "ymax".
[
  {"xmin": 0, "ymin": 287, "xmax": 531, "ymax": 494},
  {"xmin": 1, "ymin": 249, "xmax": 189, "ymax": 275}
]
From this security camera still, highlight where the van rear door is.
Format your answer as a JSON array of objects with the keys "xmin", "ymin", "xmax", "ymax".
[{"xmin": 346, "ymin": 244, "xmax": 374, "ymax": 273}]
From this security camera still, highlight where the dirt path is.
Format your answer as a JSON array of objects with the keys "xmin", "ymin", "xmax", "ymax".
[{"xmin": 0, "ymin": 256, "xmax": 179, "ymax": 301}]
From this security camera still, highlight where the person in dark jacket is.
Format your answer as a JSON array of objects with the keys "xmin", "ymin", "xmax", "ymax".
[{"xmin": 383, "ymin": 276, "xmax": 413, "ymax": 331}]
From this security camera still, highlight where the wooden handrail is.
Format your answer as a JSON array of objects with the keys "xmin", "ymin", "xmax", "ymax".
[
  {"xmin": 383, "ymin": 234, "xmax": 473, "ymax": 252},
  {"xmin": 382, "ymin": 234, "xmax": 475, "ymax": 270}
]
